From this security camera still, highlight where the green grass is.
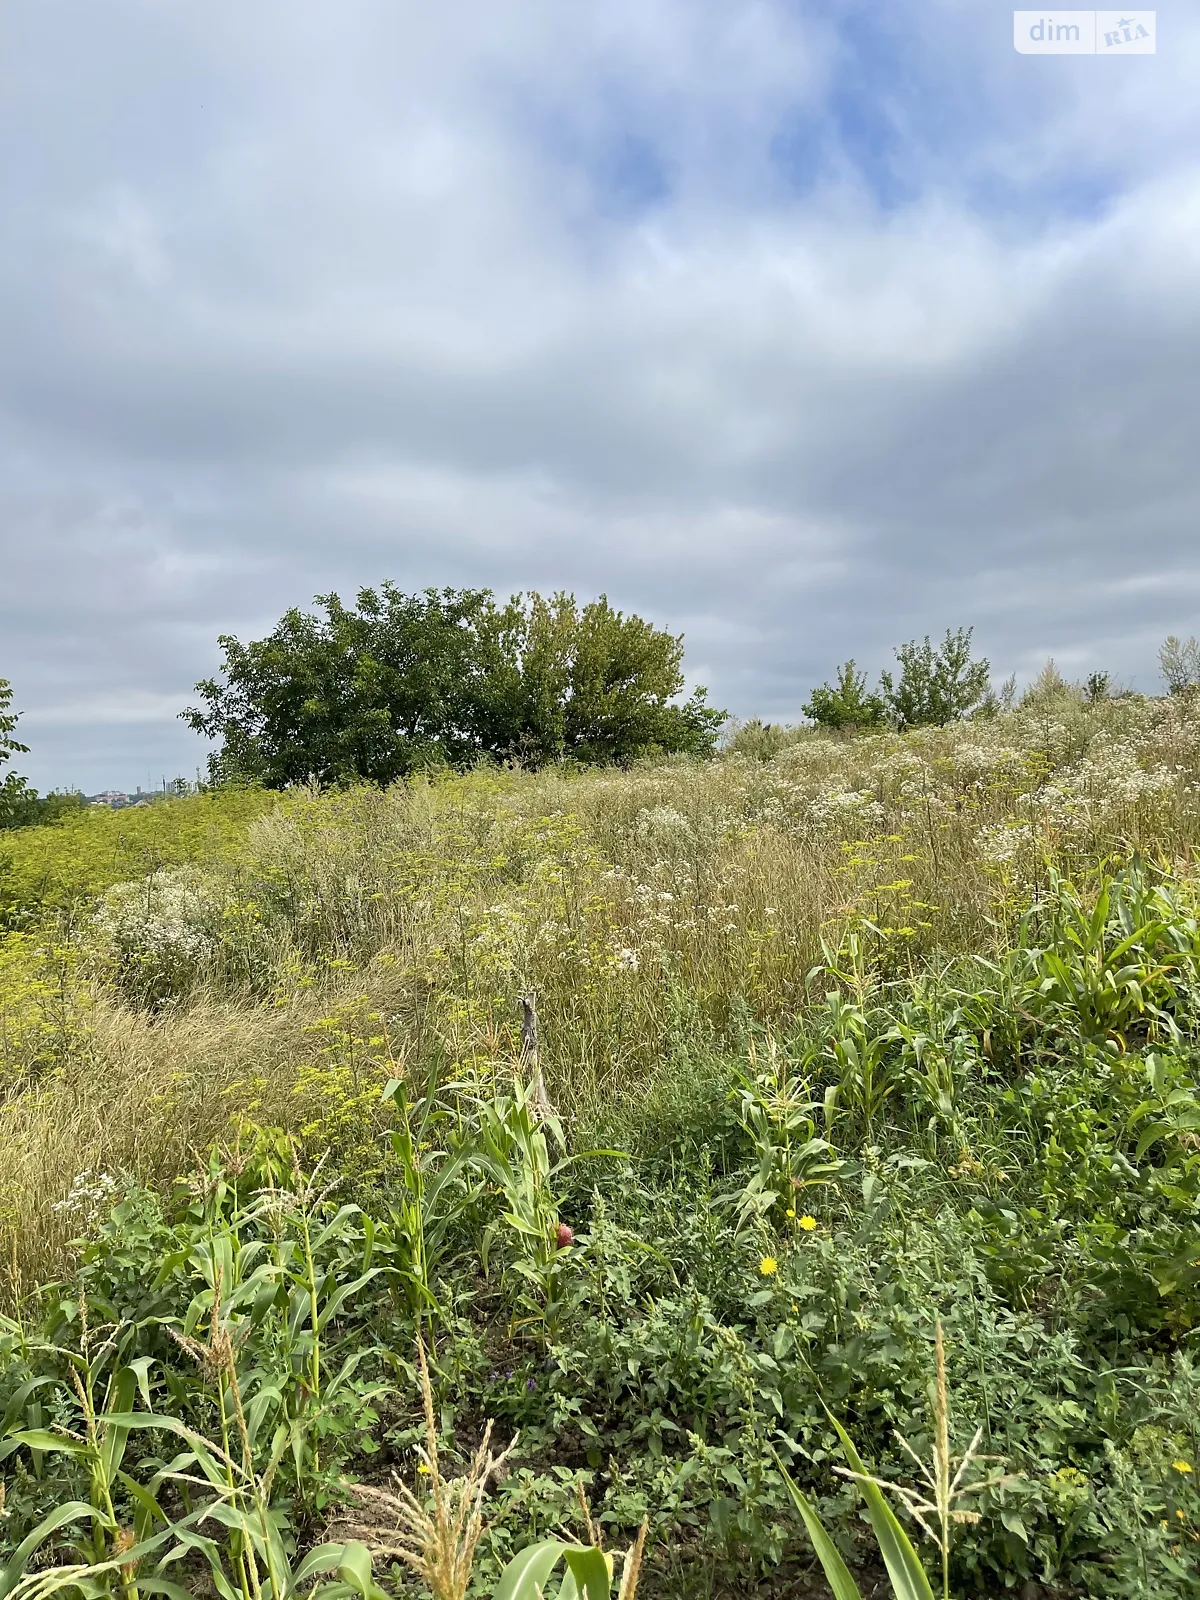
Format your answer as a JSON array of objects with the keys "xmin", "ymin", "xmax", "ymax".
[{"xmin": 3, "ymin": 693, "xmax": 1200, "ymax": 1596}]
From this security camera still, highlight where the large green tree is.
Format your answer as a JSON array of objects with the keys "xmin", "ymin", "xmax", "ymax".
[{"xmin": 182, "ymin": 585, "xmax": 725, "ymax": 787}]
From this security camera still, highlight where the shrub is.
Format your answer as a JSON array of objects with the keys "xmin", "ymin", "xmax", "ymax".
[{"xmin": 803, "ymin": 661, "xmax": 888, "ymax": 731}]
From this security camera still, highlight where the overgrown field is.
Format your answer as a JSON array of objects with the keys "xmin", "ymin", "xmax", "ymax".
[{"xmin": 2, "ymin": 692, "xmax": 1200, "ymax": 1597}]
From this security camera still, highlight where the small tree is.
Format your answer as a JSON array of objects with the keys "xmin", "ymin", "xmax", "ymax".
[
  {"xmin": 803, "ymin": 660, "xmax": 887, "ymax": 730},
  {"xmin": 880, "ymin": 628, "xmax": 991, "ymax": 728},
  {"xmin": 1160, "ymin": 635, "xmax": 1200, "ymax": 696},
  {"xmin": 1019, "ymin": 659, "xmax": 1076, "ymax": 710},
  {"xmin": 0, "ymin": 678, "xmax": 32, "ymax": 825},
  {"xmin": 0, "ymin": 678, "xmax": 28, "ymax": 768},
  {"xmin": 1084, "ymin": 670, "xmax": 1112, "ymax": 704},
  {"xmin": 0, "ymin": 679, "xmax": 85, "ymax": 829}
]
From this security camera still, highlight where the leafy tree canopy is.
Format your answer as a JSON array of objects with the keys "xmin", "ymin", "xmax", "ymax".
[
  {"xmin": 182, "ymin": 585, "xmax": 726, "ymax": 788},
  {"xmin": 805, "ymin": 629, "xmax": 993, "ymax": 732},
  {"xmin": 881, "ymin": 627, "xmax": 992, "ymax": 727},
  {"xmin": 0, "ymin": 677, "xmax": 33, "ymax": 829},
  {"xmin": 802, "ymin": 660, "xmax": 887, "ymax": 730},
  {"xmin": 1160, "ymin": 634, "xmax": 1200, "ymax": 696}
]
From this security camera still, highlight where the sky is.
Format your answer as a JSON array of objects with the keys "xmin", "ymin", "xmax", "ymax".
[{"xmin": 1, "ymin": 0, "xmax": 1198, "ymax": 794}]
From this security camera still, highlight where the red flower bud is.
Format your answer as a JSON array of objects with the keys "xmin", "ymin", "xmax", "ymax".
[{"xmin": 555, "ymin": 1223, "xmax": 574, "ymax": 1249}]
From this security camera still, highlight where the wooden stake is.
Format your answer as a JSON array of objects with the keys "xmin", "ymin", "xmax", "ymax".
[{"xmin": 520, "ymin": 991, "xmax": 555, "ymax": 1120}]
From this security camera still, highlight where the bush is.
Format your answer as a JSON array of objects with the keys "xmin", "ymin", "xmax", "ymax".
[{"xmin": 803, "ymin": 661, "xmax": 888, "ymax": 730}]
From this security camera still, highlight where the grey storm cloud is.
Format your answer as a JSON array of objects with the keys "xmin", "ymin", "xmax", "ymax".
[{"xmin": 1, "ymin": 0, "xmax": 1199, "ymax": 791}]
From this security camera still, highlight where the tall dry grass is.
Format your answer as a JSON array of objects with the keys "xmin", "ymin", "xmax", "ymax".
[{"xmin": 4, "ymin": 688, "xmax": 1200, "ymax": 1296}]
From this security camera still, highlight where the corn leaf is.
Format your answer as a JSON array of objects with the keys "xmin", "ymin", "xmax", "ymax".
[
  {"xmin": 562, "ymin": 1545, "xmax": 614, "ymax": 1600},
  {"xmin": 493, "ymin": 1539, "xmax": 573, "ymax": 1600},
  {"xmin": 828, "ymin": 1417, "xmax": 936, "ymax": 1600},
  {"xmin": 773, "ymin": 1450, "xmax": 863, "ymax": 1600}
]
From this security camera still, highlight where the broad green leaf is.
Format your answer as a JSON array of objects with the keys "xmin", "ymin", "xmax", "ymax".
[
  {"xmin": 312, "ymin": 1202, "xmax": 366, "ymax": 1253},
  {"xmin": 493, "ymin": 1539, "xmax": 573, "ymax": 1600},
  {"xmin": 115, "ymin": 1468, "xmax": 170, "ymax": 1540},
  {"xmin": 97, "ymin": 1412, "xmax": 237, "ymax": 1488},
  {"xmin": 0, "ymin": 1376, "xmax": 61, "ymax": 1437},
  {"xmin": 562, "ymin": 1544, "xmax": 613, "ymax": 1600},
  {"xmin": 0, "ymin": 1501, "xmax": 104, "ymax": 1593},
  {"xmin": 336, "ymin": 1540, "xmax": 386, "ymax": 1599},
  {"xmin": 774, "ymin": 1451, "xmax": 863, "ymax": 1600},
  {"xmin": 828, "ymin": 1417, "xmax": 936, "ymax": 1600},
  {"xmin": 0, "ymin": 1429, "xmax": 90, "ymax": 1461},
  {"xmin": 317, "ymin": 1268, "xmax": 384, "ymax": 1332},
  {"xmin": 100, "ymin": 1366, "xmax": 138, "ymax": 1481}
]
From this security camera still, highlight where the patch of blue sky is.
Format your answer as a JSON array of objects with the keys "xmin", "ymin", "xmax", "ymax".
[
  {"xmin": 589, "ymin": 130, "xmax": 674, "ymax": 217},
  {"xmin": 491, "ymin": 59, "xmax": 677, "ymax": 230},
  {"xmin": 964, "ymin": 168, "xmax": 1121, "ymax": 229},
  {"xmin": 770, "ymin": 2, "xmax": 995, "ymax": 205},
  {"xmin": 768, "ymin": 0, "xmax": 1121, "ymax": 224}
]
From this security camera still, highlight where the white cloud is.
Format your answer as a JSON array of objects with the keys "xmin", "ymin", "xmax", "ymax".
[{"xmin": 1, "ymin": 0, "xmax": 1199, "ymax": 789}]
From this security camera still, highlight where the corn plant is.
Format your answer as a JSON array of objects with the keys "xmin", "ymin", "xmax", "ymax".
[
  {"xmin": 720, "ymin": 1039, "xmax": 842, "ymax": 1235},
  {"xmin": 469, "ymin": 1077, "xmax": 622, "ymax": 1339},
  {"xmin": 377, "ymin": 1072, "xmax": 476, "ymax": 1331},
  {"xmin": 818, "ymin": 991, "xmax": 894, "ymax": 1143},
  {"xmin": 173, "ymin": 1146, "xmax": 385, "ymax": 1492},
  {"xmin": 0, "ymin": 1285, "xmax": 388, "ymax": 1599},
  {"xmin": 1014, "ymin": 865, "xmax": 1185, "ymax": 1047},
  {"xmin": 808, "ymin": 932, "xmax": 900, "ymax": 1142},
  {"xmin": 0, "ymin": 1294, "xmax": 164, "ymax": 1599},
  {"xmin": 888, "ymin": 979, "xmax": 981, "ymax": 1141}
]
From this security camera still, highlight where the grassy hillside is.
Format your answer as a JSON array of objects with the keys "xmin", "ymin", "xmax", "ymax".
[{"xmin": 2, "ymin": 693, "xmax": 1200, "ymax": 1597}]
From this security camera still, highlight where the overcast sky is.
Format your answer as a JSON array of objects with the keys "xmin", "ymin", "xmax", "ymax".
[{"xmin": 1, "ymin": 1, "xmax": 1198, "ymax": 792}]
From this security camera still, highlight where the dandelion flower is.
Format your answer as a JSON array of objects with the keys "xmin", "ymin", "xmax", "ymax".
[
  {"xmin": 417, "ymin": 1462, "xmax": 432, "ymax": 1476},
  {"xmin": 759, "ymin": 1256, "xmax": 778, "ymax": 1277},
  {"xmin": 785, "ymin": 1208, "xmax": 796, "ymax": 1219},
  {"xmin": 798, "ymin": 1215, "xmax": 818, "ymax": 1232},
  {"xmin": 1173, "ymin": 1459, "xmax": 1193, "ymax": 1474}
]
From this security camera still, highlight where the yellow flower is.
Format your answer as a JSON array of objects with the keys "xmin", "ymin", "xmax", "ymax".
[
  {"xmin": 785, "ymin": 1208, "xmax": 796, "ymax": 1219},
  {"xmin": 759, "ymin": 1256, "xmax": 778, "ymax": 1277},
  {"xmin": 417, "ymin": 1462, "xmax": 432, "ymax": 1476},
  {"xmin": 798, "ymin": 1215, "xmax": 818, "ymax": 1232},
  {"xmin": 1173, "ymin": 1459, "xmax": 1193, "ymax": 1474}
]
